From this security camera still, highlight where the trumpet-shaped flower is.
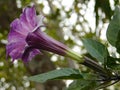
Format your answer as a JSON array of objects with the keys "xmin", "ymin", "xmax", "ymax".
[
  {"xmin": 6, "ymin": 6, "xmax": 83, "ymax": 63},
  {"xmin": 6, "ymin": 6, "xmax": 68, "ymax": 62}
]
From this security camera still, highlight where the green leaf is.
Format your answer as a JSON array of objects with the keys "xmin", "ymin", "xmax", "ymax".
[
  {"xmin": 107, "ymin": 56, "xmax": 120, "ymax": 70},
  {"xmin": 67, "ymin": 73, "xmax": 99, "ymax": 90},
  {"xmin": 106, "ymin": 6, "xmax": 120, "ymax": 53},
  {"xmin": 82, "ymin": 38, "xmax": 108, "ymax": 63},
  {"xmin": 67, "ymin": 80, "xmax": 97, "ymax": 90},
  {"xmin": 28, "ymin": 68, "xmax": 83, "ymax": 83}
]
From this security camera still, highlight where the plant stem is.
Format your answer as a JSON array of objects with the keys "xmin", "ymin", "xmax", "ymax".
[
  {"xmin": 82, "ymin": 56, "xmax": 109, "ymax": 77},
  {"xmin": 66, "ymin": 49, "xmax": 110, "ymax": 77}
]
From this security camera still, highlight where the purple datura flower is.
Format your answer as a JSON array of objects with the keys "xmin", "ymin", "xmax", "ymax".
[{"xmin": 6, "ymin": 6, "xmax": 68, "ymax": 62}]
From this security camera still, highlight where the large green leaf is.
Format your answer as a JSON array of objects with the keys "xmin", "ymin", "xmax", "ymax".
[
  {"xmin": 106, "ymin": 6, "xmax": 120, "ymax": 53},
  {"xmin": 28, "ymin": 68, "xmax": 83, "ymax": 83},
  {"xmin": 82, "ymin": 38, "xmax": 108, "ymax": 63}
]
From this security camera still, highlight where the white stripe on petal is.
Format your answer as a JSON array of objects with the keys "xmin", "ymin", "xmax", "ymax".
[{"xmin": 32, "ymin": 15, "xmax": 45, "ymax": 32}]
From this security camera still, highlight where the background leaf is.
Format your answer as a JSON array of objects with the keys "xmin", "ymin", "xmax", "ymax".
[
  {"xmin": 28, "ymin": 68, "xmax": 83, "ymax": 83},
  {"xmin": 107, "ymin": 56, "xmax": 120, "ymax": 70},
  {"xmin": 82, "ymin": 38, "xmax": 108, "ymax": 64},
  {"xmin": 66, "ymin": 73, "xmax": 98, "ymax": 90},
  {"xmin": 106, "ymin": 6, "xmax": 120, "ymax": 53},
  {"xmin": 67, "ymin": 80, "xmax": 97, "ymax": 90}
]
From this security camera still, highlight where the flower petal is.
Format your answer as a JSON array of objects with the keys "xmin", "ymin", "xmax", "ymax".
[
  {"xmin": 8, "ymin": 29, "xmax": 25, "ymax": 44},
  {"xmin": 22, "ymin": 47, "xmax": 41, "ymax": 62},
  {"xmin": 20, "ymin": 6, "xmax": 37, "ymax": 30},
  {"xmin": 6, "ymin": 6, "xmax": 44, "ymax": 62},
  {"xmin": 10, "ymin": 19, "xmax": 29, "ymax": 36},
  {"xmin": 6, "ymin": 41, "xmax": 26, "ymax": 61},
  {"xmin": 36, "ymin": 15, "xmax": 45, "ymax": 27},
  {"xmin": 32, "ymin": 15, "xmax": 45, "ymax": 32}
]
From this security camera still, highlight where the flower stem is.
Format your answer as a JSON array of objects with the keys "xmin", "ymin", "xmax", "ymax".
[
  {"xmin": 66, "ymin": 49, "xmax": 110, "ymax": 77},
  {"xmin": 82, "ymin": 56, "xmax": 110, "ymax": 77}
]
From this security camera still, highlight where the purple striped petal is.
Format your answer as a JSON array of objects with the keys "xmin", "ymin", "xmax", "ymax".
[
  {"xmin": 20, "ymin": 6, "xmax": 37, "ymax": 30},
  {"xmin": 6, "ymin": 6, "xmax": 39, "ymax": 62},
  {"xmin": 6, "ymin": 41, "xmax": 25, "ymax": 61},
  {"xmin": 22, "ymin": 47, "xmax": 41, "ymax": 62}
]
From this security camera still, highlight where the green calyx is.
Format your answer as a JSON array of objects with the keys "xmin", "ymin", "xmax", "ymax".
[{"xmin": 66, "ymin": 49, "xmax": 84, "ymax": 63}]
